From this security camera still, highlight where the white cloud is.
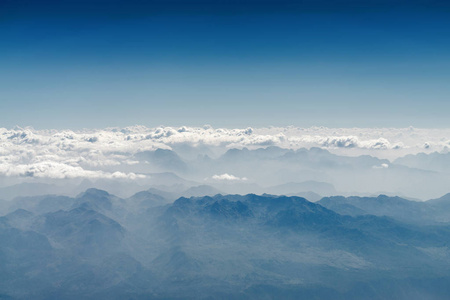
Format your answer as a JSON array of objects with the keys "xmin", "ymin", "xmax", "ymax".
[
  {"xmin": 291, "ymin": 135, "xmax": 392, "ymax": 150},
  {"xmin": 211, "ymin": 173, "xmax": 248, "ymax": 181},
  {"xmin": 0, "ymin": 125, "xmax": 449, "ymax": 179},
  {"xmin": 0, "ymin": 161, "xmax": 144, "ymax": 179}
]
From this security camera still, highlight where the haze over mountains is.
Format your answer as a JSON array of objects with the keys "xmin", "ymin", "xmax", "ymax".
[
  {"xmin": 0, "ymin": 126, "xmax": 449, "ymax": 200},
  {"xmin": 2, "ymin": 189, "xmax": 450, "ymax": 299},
  {"xmin": 1, "ymin": 126, "xmax": 450, "ymax": 299},
  {"xmin": 3, "ymin": 0, "xmax": 450, "ymax": 297}
]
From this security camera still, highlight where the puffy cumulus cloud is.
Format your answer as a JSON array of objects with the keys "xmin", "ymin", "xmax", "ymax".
[
  {"xmin": 151, "ymin": 126, "xmax": 267, "ymax": 147},
  {"xmin": 358, "ymin": 138, "xmax": 392, "ymax": 150},
  {"xmin": 211, "ymin": 173, "xmax": 248, "ymax": 181},
  {"xmin": 322, "ymin": 136, "xmax": 360, "ymax": 148},
  {"xmin": 0, "ymin": 126, "xmax": 449, "ymax": 179},
  {"xmin": 291, "ymin": 135, "xmax": 393, "ymax": 150}
]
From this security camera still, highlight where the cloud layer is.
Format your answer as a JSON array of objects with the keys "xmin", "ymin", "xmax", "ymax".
[{"xmin": 0, "ymin": 125, "xmax": 448, "ymax": 179}]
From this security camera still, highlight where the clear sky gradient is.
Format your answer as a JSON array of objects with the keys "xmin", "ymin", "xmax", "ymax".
[{"xmin": 1, "ymin": 0, "xmax": 449, "ymax": 129}]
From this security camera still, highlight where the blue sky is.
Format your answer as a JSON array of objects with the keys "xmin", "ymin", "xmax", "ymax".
[{"xmin": 1, "ymin": 0, "xmax": 449, "ymax": 129}]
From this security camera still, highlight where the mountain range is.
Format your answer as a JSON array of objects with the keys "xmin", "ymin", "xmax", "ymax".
[
  {"xmin": 1, "ymin": 189, "xmax": 450, "ymax": 299},
  {"xmin": 2, "ymin": 146, "xmax": 448, "ymax": 200}
]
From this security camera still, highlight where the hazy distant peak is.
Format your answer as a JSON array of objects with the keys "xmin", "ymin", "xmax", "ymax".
[
  {"xmin": 76, "ymin": 188, "xmax": 111, "ymax": 199},
  {"xmin": 182, "ymin": 185, "xmax": 222, "ymax": 197},
  {"xmin": 428, "ymin": 193, "xmax": 450, "ymax": 204}
]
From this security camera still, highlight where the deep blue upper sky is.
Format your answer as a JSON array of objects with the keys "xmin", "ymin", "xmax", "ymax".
[{"xmin": 1, "ymin": 0, "xmax": 449, "ymax": 129}]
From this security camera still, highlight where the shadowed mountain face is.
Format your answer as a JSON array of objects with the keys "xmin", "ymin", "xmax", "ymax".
[
  {"xmin": 1, "ymin": 190, "xmax": 450, "ymax": 299},
  {"xmin": 35, "ymin": 207, "xmax": 126, "ymax": 258}
]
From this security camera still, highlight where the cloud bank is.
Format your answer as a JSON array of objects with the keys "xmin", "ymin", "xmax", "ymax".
[{"xmin": 0, "ymin": 125, "xmax": 448, "ymax": 179}]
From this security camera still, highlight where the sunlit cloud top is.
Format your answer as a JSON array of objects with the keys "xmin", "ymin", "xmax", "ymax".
[{"xmin": 0, "ymin": 125, "xmax": 448, "ymax": 179}]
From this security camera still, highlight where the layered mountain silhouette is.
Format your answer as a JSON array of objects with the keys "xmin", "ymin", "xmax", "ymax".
[
  {"xmin": 2, "ymin": 146, "xmax": 450, "ymax": 201},
  {"xmin": 1, "ymin": 189, "xmax": 450, "ymax": 299}
]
